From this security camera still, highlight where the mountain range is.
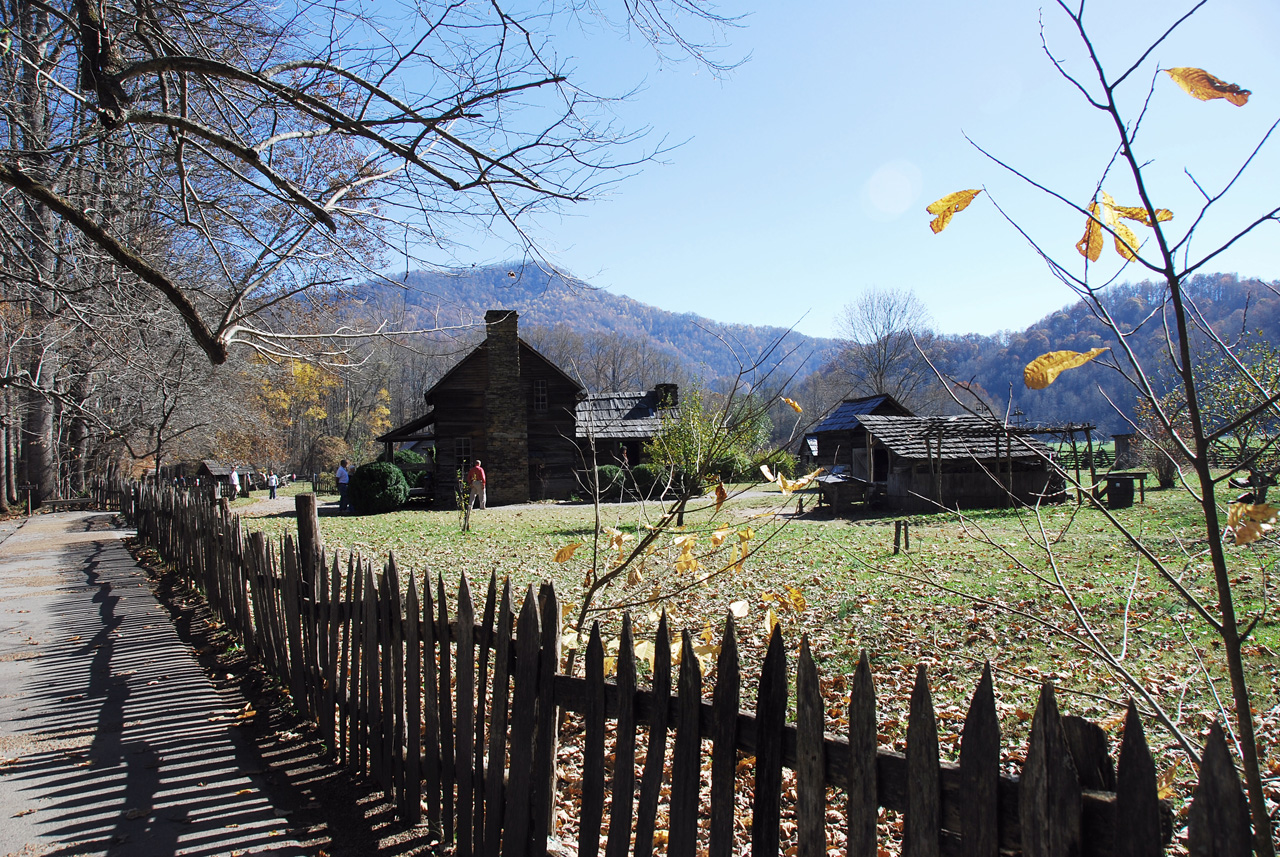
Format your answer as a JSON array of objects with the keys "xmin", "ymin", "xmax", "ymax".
[{"xmin": 361, "ymin": 266, "xmax": 1280, "ymax": 436}]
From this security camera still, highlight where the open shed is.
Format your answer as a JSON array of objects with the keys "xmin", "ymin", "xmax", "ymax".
[{"xmin": 854, "ymin": 415, "xmax": 1062, "ymax": 511}]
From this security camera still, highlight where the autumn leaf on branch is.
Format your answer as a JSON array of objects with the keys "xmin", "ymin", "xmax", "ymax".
[
  {"xmin": 926, "ymin": 189, "xmax": 983, "ymax": 234},
  {"xmin": 715, "ymin": 481, "xmax": 727, "ymax": 513},
  {"xmin": 1227, "ymin": 502, "xmax": 1277, "ymax": 546},
  {"xmin": 1024, "ymin": 348, "xmax": 1109, "ymax": 389},
  {"xmin": 782, "ymin": 397, "xmax": 803, "ymax": 413},
  {"xmin": 1076, "ymin": 201, "xmax": 1104, "ymax": 262},
  {"xmin": 1075, "ymin": 192, "xmax": 1174, "ymax": 262},
  {"xmin": 1165, "ymin": 67, "xmax": 1251, "ymax": 106}
]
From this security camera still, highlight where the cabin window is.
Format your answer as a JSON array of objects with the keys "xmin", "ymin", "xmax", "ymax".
[
  {"xmin": 533, "ymin": 379, "xmax": 548, "ymax": 412},
  {"xmin": 455, "ymin": 437, "xmax": 471, "ymax": 464}
]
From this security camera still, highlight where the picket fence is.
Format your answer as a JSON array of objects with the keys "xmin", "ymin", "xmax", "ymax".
[{"xmin": 94, "ymin": 479, "xmax": 1255, "ymax": 857}]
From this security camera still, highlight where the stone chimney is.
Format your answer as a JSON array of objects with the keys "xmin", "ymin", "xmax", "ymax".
[{"xmin": 484, "ymin": 310, "xmax": 529, "ymax": 505}]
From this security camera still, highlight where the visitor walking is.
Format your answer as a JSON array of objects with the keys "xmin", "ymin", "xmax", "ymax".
[
  {"xmin": 468, "ymin": 459, "xmax": 487, "ymax": 510},
  {"xmin": 337, "ymin": 459, "xmax": 350, "ymax": 512},
  {"xmin": 229, "ymin": 467, "xmax": 240, "ymax": 499},
  {"xmin": 267, "ymin": 471, "xmax": 279, "ymax": 500}
]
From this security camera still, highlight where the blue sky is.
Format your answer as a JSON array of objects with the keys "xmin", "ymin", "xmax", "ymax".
[{"xmin": 434, "ymin": 1, "xmax": 1280, "ymax": 340}]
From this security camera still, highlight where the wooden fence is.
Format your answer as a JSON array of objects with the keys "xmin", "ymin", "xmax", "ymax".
[{"xmin": 96, "ymin": 478, "xmax": 1255, "ymax": 857}]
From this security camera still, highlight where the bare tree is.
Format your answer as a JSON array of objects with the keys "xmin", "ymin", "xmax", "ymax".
[
  {"xmin": 835, "ymin": 287, "xmax": 943, "ymax": 413},
  {"xmin": 923, "ymin": 3, "xmax": 1279, "ymax": 851}
]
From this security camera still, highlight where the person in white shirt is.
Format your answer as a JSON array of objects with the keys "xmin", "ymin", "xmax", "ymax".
[
  {"xmin": 337, "ymin": 460, "xmax": 350, "ymax": 512},
  {"xmin": 267, "ymin": 471, "xmax": 279, "ymax": 500},
  {"xmin": 229, "ymin": 467, "xmax": 240, "ymax": 498}
]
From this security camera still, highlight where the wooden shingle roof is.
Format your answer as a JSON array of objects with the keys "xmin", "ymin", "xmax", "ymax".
[
  {"xmin": 812, "ymin": 394, "xmax": 913, "ymax": 432},
  {"xmin": 856, "ymin": 415, "xmax": 1053, "ymax": 461},
  {"xmin": 575, "ymin": 391, "xmax": 668, "ymax": 440}
]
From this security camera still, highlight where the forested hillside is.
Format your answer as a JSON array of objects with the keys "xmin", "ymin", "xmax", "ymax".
[
  {"xmin": 930, "ymin": 273, "xmax": 1280, "ymax": 435},
  {"xmin": 360, "ymin": 265, "xmax": 842, "ymax": 388},
  {"xmin": 367, "ymin": 267, "xmax": 1279, "ymax": 438}
]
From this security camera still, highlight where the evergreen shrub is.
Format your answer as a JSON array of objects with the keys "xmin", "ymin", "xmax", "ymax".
[{"xmin": 349, "ymin": 461, "xmax": 409, "ymax": 514}]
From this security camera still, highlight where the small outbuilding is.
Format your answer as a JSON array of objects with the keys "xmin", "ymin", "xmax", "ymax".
[{"xmin": 852, "ymin": 415, "xmax": 1061, "ymax": 511}]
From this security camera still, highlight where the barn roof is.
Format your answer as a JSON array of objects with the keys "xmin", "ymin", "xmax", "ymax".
[
  {"xmin": 811, "ymin": 394, "xmax": 913, "ymax": 432},
  {"xmin": 199, "ymin": 459, "xmax": 234, "ymax": 477},
  {"xmin": 856, "ymin": 415, "xmax": 1053, "ymax": 461},
  {"xmin": 575, "ymin": 390, "xmax": 669, "ymax": 440}
]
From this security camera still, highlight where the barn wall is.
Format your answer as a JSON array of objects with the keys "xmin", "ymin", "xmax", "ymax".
[{"xmin": 885, "ymin": 461, "xmax": 1057, "ymax": 511}]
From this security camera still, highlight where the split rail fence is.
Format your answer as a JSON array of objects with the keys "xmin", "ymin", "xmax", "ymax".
[{"xmin": 93, "ymin": 479, "xmax": 1255, "ymax": 857}]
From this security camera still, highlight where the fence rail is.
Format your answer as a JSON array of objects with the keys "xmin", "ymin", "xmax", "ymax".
[{"xmin": 96, "ymin": 478, "xmax": 1253, "ymax": 856}]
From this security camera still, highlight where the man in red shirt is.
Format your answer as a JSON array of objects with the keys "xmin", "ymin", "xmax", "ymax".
[{"xmin": 468, "ymin": 459, "xmax": 487, "ymax": 510}]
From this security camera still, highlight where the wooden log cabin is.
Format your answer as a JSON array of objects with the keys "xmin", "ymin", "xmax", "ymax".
[{"xmin": 378, "ymin": 310, "xmax": 678, "ymax": 505}]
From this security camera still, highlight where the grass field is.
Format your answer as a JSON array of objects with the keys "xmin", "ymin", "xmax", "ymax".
[{"xmin": 240, "ymin": 478, "xmax": 1280, "ymax": 815}]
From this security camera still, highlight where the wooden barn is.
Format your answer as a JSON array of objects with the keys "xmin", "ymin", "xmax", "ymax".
[
  {"xmin": 851, "ymin": 415, "xmax": 1060, "ymax": 511},
  {"xmin": 810, "ymin": 393, "xmax": 914, "ymax": 478},
  {"xmin": 379, "ymin": 310, "xmax": 680, "ymax": 505},
  {"xmin": 810, "ymin": 398, "xmax": 1061, "ymax": 511}
]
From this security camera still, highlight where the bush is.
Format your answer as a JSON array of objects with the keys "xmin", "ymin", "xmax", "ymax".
[
  {"xmin": 381, "ymin": 448, "xmax": 427, "ymax": 468},
  {"xmin": 592, "ymin": 465, "xmax": 625, "ymax": 500},
  {"xmin": 630, "ymin": 463, "xmax": 661, "ymax": 497},
  {"xmin": 349, "ymin": 461, "xmax": 409, "ymax": 514},
  {"xmin": 755, "ymin": 450, "xmax": 798, "ymax": 480},
  {"xmin": 711, "ymin": 450, "xmax": 754, "ymax": 483}
]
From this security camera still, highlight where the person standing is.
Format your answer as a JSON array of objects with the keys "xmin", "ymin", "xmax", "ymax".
[
  {"xmin": 337, "ymin": 459, "xmax": 350, "ymax": 512},
  {"xmin": 267, "ymin": 471, "xmax": 279, "ymax": 500},
  {"xmin": 228, "ymin": 467, "xmax": 240, "ymax": 499},
  {"xmin": 468, "ymin": 459, "xmax": 487, "ymax": 510}
]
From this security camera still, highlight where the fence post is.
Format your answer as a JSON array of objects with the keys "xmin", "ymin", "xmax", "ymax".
[{"xmin": 296, "ymin": 493, "xmax": 321, "ymax": 588}]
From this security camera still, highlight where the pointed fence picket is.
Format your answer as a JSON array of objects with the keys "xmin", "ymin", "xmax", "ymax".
[{"xmin": 112, "ymin": 479, "xmax": 1257, "ymax": 857}]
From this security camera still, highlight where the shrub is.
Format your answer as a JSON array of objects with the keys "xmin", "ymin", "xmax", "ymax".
[
  {"xmin": 755, "ymin": 450, "xmax": 798, "ymax": 480},
  {"xmin": 630, "ymin": 463, "xmax": 661, "ymax": 497},
  {"xmin": 349, "ymin": 461, "xmax": 409, "ymax": 514},
  {"xmin": 593, "ymin": 465, "xmax": 625, "ymax": 500},
  {"xmin": 711, "ymin": 450, "xmax": 754, "ymax": 483},
  {"xmin": 382, "ymin": 448, "xmax": 427, "ymax": 468}
]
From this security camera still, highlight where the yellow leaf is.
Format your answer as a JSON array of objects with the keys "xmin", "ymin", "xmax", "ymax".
[
  {"xmin": 701, "ymin": 618, "xmax": 715, "ymax": 645},
  {"xmin": 782, "ymin": 397, "xmax": 803, "ymax": 413},
  {"xmin": 1156, "ymin": 761, "xmax": 1182, "ymax": 800},
  {"xmin": 634, "ymin": 640, "xmax": 656, "ymax": 671},
  {"xmin": 926, "ymin": 189, "xmax": 982, "ymax": 234},
  {"xmin": 786, "ymin": 586, "xmax": 807, "ymax": 614},
  {"xmin": 729, "ymin": 599, "xmax": 750, "ymax": 619},
  {"xmin": 603, "ymin": 656, "xmax": 617, "ymax": 676},
  {"xmin": 554, "ymin": 542, "xmax": 582, "ymax": 563},
  {"xmin": 711, "ymin": 526, "xmax": 729, "ymax": 548},
  {"xmin": 764, "ymin": 607, "xmax": 779, "ymax": 638},
  {"xmin": 739, "ymin": 527, "xmax": 754, "ymax": 543},
  {"xmin": 561, "ymin": 631, "xmax": 580, "ymax": 650},
  {"xmin": 715, "ymin": 481, "xmax": 727, "ymax": 513},
  {"xmin": 1023, "ymin": 348, "xmax": 1109, "ymax": 390},
  {"xmin": 1112, "ymin": 220, "xmax": 1141, "ymax": 261},
  {"xmin": 1076, "ymin": 201, "xmax": 1103, "ymax": 262},
  {"xmin": 1165, "ymin": 67, "xmax": 1250, "ymax": 106},
  {"xmin": 759, "ymin": 464, "xmax": 779, "ymax": 484},
  {"xmin": 1228, "ymin": 502, "xmax": 1277, "ymax": 545},
  {"xmin": 1113, "ymin": 205, "xmax": 1173, "ymax": 226}
]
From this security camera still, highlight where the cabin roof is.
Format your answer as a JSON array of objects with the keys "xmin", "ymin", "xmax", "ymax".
[
  {"xmin": 856, "ymin": 415, "xmax": 1053, "ymax": 461},
  {"xmin": 425, "ymin": 337, "xmax": 583, "ymax": 402},
  {"xmin": 811, "ymin": 394, "xmax": 913, "ymax": 432},
  {"xmin": 575, "ymin": 390, "xmax": 670, "ymax": 440},
  {"xmin": 199, "ymin": 460, "xmax": 235, "ymax": 477}
]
